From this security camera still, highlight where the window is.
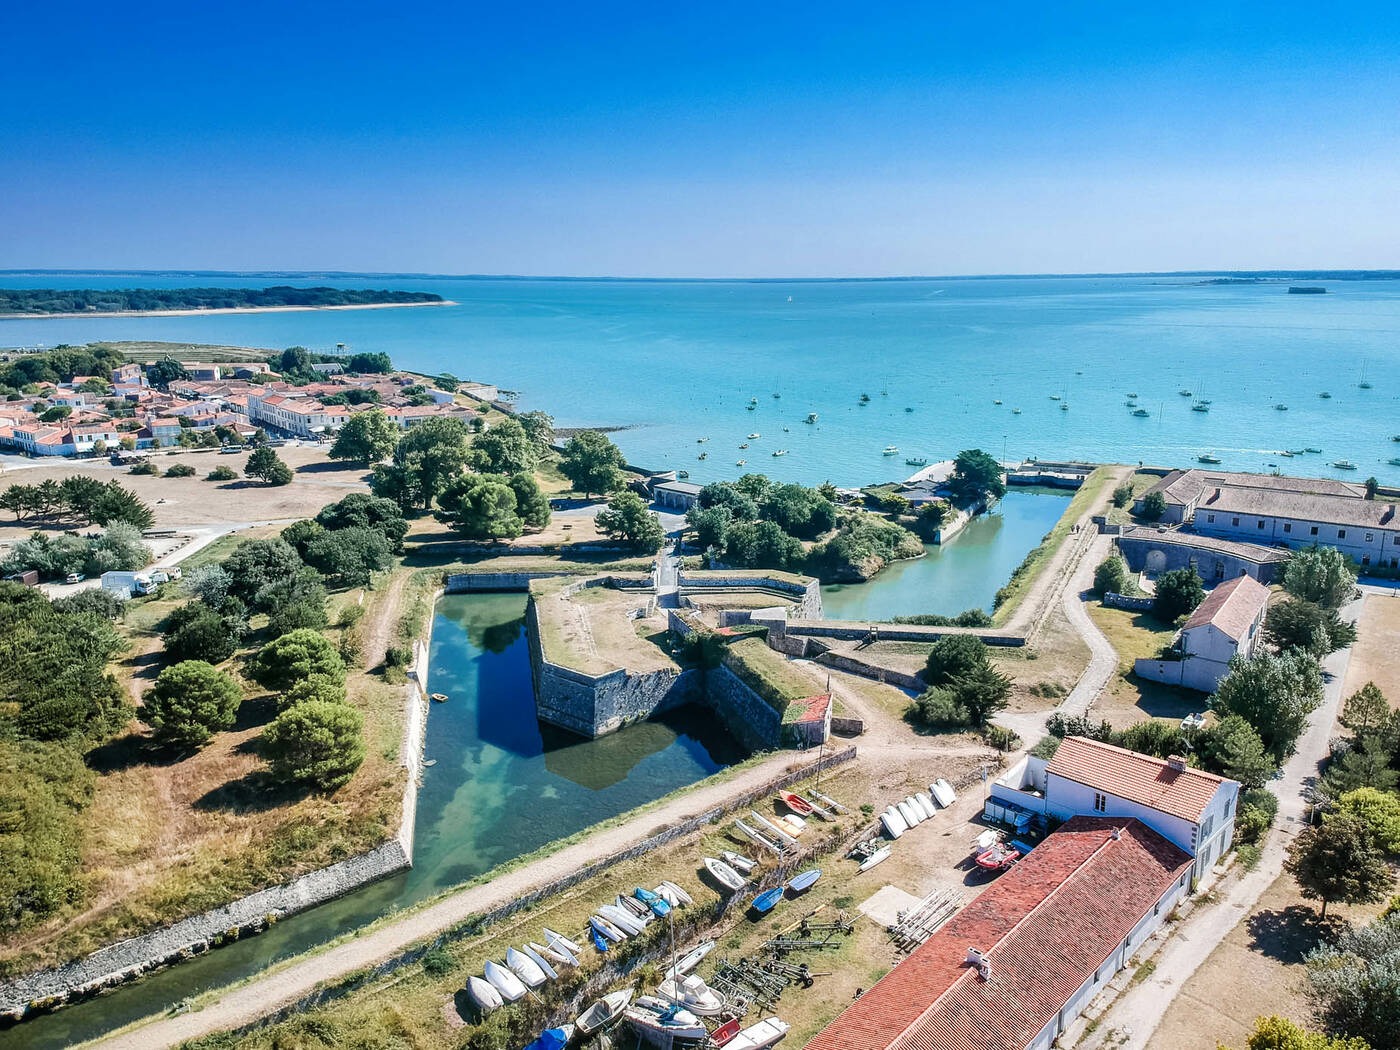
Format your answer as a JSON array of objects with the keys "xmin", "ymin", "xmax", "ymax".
[
  {"xmin": 1283, "ymin": 523, "xmax": 1292, "ymax": 533},
  {"xmin": 1257, "ymin": 520, "xmax": 1265, "ymax": 529},
  {"xmin": 1206, "ymin": 513, "xmax": 1215, "ymax": 524},
  {"xmin": 1201, "ymin": 815, "xmax": 1214, "ymax": 840},
  {"xmin": 1366, "ymin": 533, "xmax": 1374, "ymax": 543},
  {"xmin": 1310, "ymin": 526, "xmax": 1319, "ymax": 536},
  {"xmin": 1338, "ymin": 529, "xmax": 1347, "ymax": 539},
  {"xmin": 1231, "ymin": 517, "xmax": 1240, "ymax": 527},
  {"xmin": 1093, "ymin": 792, "xmax": 1107, "ymax": 813}
]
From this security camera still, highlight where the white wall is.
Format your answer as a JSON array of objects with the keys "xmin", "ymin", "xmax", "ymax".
[{"xmin": 1045, "ymin": 775, "xmax": 1198, "ymax": 855}]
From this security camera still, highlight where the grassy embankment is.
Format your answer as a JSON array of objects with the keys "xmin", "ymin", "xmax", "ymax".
[{"xmin": 991, "ymin": 467, "xmax": 1115, "ymax": 626}]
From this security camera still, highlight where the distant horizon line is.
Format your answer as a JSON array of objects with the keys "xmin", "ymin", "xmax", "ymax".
[{"xmin": 1, "ymin": 267, "xmax": 1399, "ymax": 284}]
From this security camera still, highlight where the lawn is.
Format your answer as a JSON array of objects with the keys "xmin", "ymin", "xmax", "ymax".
[{"xmin": 1086, "ymin": 602, "xmax": 1203, "ymax": 724}]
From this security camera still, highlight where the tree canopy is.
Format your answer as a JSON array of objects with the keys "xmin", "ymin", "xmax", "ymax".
[
  {"xmin": 1285, "ymin": 546, "xmax": 1359, "ymax": 609},
  {"xmin": 559, "ymin": 430, "xmax": 625, "ymax": 498},
  {"xmin": 1265, "ymin": 598, "xmax": 1358, "ymax": 656},
  {"xmin": 471, "ymin": 417, "xmax": 538, "ymax": 475},
  {"xmin": 262, "ymin": 700, "xmax": 366, "ymax": 791},
  {"xmin": 595, "ymin": 491, "xmax": 666, "ymax": 552},
  {"xmin": 1307, "ymin": 911, "xmax": 1400, "ymax": 1048},
  {"xmin": 251, "ymin": 629, "xmax": 347, "ymax": 692},
  {"xmin": 370, "ymin": 417, "xmax": 472, "ymax": 512},
  {"xmin": 435, "ymin": 474, "xmax": 524, "ymax": 541},
  {"xmin": 246, "ymin": 446, "xmax": 293, "ymax": 486},
  {"xmin": 924, "ymin": 634, "xmax": 990, "ymax": 687},
  {"xmin": 946, "ymin": 448, "xmax": 1006, "ymax": 504},
  {"xmin": 1153, "ymin": 566, "xmax": 1206, "ymax": 621},
  {"xmin": 140, "ymin": 660, "xmax": 243, "ymax": 749},
  {"xmin": 1286, "ymin": 813, "xmax": 1391, "ymax": 918},
  {"xmin": 328, "ymin": 408, "xmax": 399, "ymax": 466},
  {"xmin": 1212, "ymin": 650, "xmax": 1324, "ymax": 762}
]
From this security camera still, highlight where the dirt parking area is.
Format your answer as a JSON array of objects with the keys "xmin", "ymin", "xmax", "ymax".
[
  {"xmin": 0, "ymin": 445, "xmax": 369, "ymax": 539},
  {"xmin": 1147, "ymin": 873, "xmax": 1387, "ymax": 1050},
  {"xmin": 1343, "ymin": 592, "xmax": 1400, "ymax": 703}
]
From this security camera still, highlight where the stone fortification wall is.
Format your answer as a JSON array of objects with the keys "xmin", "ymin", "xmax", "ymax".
[
  {"xmin": 816, "ymin": 650, "xmax": 925, "ymax": 692},
  {"xmin": 447, "ymin": 571, "xmax": 653, "ymax": 594},
  {"xmin": 706, "ymin": 663, "xmax": 785, "ymax": 751},
  {"xmin": 1104, "ymin": 592, "xmax": 1156, "ymax": 612},
  {"xmin": 678, "ymin": 570, "xmax": 823, "ymax": 619},
  {"xmin": 761, "ymin": 616, "xmax": 1024, "ymax": 648}
]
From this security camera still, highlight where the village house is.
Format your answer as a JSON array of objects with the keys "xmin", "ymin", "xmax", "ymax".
[
  {"xmin": 808, "ymin": 816, "xmax": 1194, "ymax": 1050},
  {"xmin": 246, "ymin": 391, "xmax": 350, "ymax": 438},
  {"xmin": 987, "ymin": 736, "xmax": 1239, "ymax": 884},
  {"xmin": 1134, "ymin": 575, "xmax": 1270, "ymax": 692}
]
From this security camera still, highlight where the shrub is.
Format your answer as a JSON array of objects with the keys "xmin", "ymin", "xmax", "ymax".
[
  {"xmin": 1111, "ymin": 482, "xmax": 1134, "ymax": 508},
  {"xmin": 140, "ymin": 661, "xmax": 243, "ymax": 749},
  {"xmin": 906, "ymin": 688, "xmax": 970, "ymax": 730},
  {"xmin": 1093, "ymin": 555, "xmax": 1129, "ymax": 596},
  {"xmin": 206, "ymin": 465, "xmax": 239, "ymax": 481},
  {"xmin": 262, "ymin": 700, "xmax": 365, "ymax": 790},
  {"xmin": 422, "ymin": 946, "xmax": 455, "ymax": 977},
  {"xmin": 278, "ymin": 673, "xmax": 347, "ymax": 711},
  {"xmin": 128, "ymin": 460, "xmax": 159, "ymax": 476},
  {"xmin": 984, "ymin": 725, "xmax": 1022, "ymax": 751},
  {"xmin": 924, "ymin": 634, "xmax": 989, "ymax": 688},
  {"xmin": 267, "ymin": 598, "xmax": 329, "ymax": 637},
  {"xmin": 1140, "ymin": 490, "xmax": 1166, "ymax": 521},
  {"xmin": 385, "ymin": 645, "xmax": 413, "ymax": 669},
  {"xmin": 164, "ymin": 601, "xmax": 241, "ymax": 664},
  {"xmin": 164, "ymin": 464, "xmax": 196, "ymax": 478}
]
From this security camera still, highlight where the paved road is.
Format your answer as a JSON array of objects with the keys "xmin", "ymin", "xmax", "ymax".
[{"xmin": 1076, "ymin": 595, "xmax": 1362, "ymax": 1050}]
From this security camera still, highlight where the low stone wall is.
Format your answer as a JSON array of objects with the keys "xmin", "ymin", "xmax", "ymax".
[
  {"xmin": 830, "ymin": 715, "xmax": 865, "ymax": 736},
  {"xmin": 816, "ymin": 650, "xmax": 925, "ymax": 692},
  {"xmin": 0, "ymin": 841, "xmax": 411, "ymax": 1020},
  {"xmin": 770, "ymin": 618, "xmax": 1024, "ymax": 647},
  {"xmin": 445, "ymin": 570, "xmax": 572, "ymax": 592},
  {"xmin": 707, "ymin": 663, "xmax": 785, "ymax": 751},
  {"xmin": 1104, "ymin": 592, "xmax": 1156, "ymax": 612},
  {"xmin": 678, "ymin": 570, "xmax": 823, "ymax": 619}
]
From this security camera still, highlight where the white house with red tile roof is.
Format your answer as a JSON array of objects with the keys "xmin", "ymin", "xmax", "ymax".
[
  {"xmin": 247, "ymin": 392, "xmax": 350, "ymax": 437},
  {"xmin": 988, "ymin": 736, "xmax": 1239, "ymax": 884},
  {"xmin": 1134, "ymin": 574, "xmax": 1270, "ymax": 693},
  {"xmin": 808, "ymin": 816, "xmax": 1193, "ymax": 1050}
]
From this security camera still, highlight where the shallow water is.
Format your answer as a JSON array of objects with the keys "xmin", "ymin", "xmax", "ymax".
[
  {"xmin": 2, "ymin": 274, "xmax": 1398, "ymax": 485},
  {"xmin": 5, "ymin": 593, "xmax": 742, "ymax": 1050},
  {"xmin": 821, "ymin": 488, "xmax": 1072, "ymax": 620}
]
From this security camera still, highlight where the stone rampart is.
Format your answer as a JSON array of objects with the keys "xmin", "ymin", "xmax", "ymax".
[
  {"xmin": 816, "ymin": 650, "xmax": 925, "ymax": 692},
  {"xmin": 764, "ymin": 617, "xmax": 1024, "ymax": 647},
  {"xmin": 1104, "ymin": 592, "xmax": 1156, "ymax": 612},
  {"xmin": 678, "ymin": 570, "xmax": 823, "ymax": 619},
  {"xmin": 706, "ymin": 663, "xmax": 785, "ymax": 751}
]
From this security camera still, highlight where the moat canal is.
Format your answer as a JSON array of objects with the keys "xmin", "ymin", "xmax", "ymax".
[
  {"xmin": 9, "ymin": 593, "xmax": 745, "ymax": 1050},
  {"xmin": 820, "ymin": 489, "xmax": 1073, "ymax": 620}
]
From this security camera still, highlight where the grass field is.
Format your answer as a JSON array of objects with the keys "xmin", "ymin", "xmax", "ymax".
[{"xmin": 1085, "ymin": 602, "xmax": 1202, "ymax": 724}]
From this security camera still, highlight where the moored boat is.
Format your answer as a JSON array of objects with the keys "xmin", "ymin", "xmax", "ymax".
[
  {"xmin": 1197, "ymin": 453, "xmax": 1221, "ymax": 464},
  {"xmin": 905, "ymin": 456, "xmax": 928, "ymax": 466},
  {"xmin": 1132, "ymin": 408, "xmax": 1149, "ymax": 417},
  {"xmin": 882, "ymin": 445, "xmax": 899, "ymax": 455},
  {"xmin": 1333, "ymin": 459, "xmax": 1358, "ymax": 470}
]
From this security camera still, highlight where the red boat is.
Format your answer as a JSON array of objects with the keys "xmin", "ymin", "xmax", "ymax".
[
  {"xmin": 975, "ymin": 843, "xmax": 1020, "ymax": 872},
  {"xmin": 711, "ymin": 1018, "xmax": 743, "ymax": 1046},
  {"xmin": 777, "ymin": 791, "xmax": 815, "ymax": 817}
]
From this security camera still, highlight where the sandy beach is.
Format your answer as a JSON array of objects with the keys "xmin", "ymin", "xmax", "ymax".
[{"xmin": 0, "ymin": 300, "xmax": 456, "ymax": 321}]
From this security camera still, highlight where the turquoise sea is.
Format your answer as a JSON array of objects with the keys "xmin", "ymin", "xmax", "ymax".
[{"xmin": 2, "ymin": 273, "xmax": 1399, "ymax": 485}]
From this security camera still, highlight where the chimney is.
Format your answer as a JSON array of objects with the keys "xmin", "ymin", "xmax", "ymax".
[
  {"xmin": 965, "ymin": 947, "xmax": 983, "ymax": 966},
  {"xmin": 1167, "ymin": 755, "xmax": 1187, "ymax": 772}
]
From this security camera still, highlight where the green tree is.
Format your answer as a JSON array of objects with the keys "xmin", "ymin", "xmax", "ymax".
[
  {"xmin": 688, "ymin": 505, "xmax": 732, "ymax": 550},
  {"xmin": 1284, "ymin": 546, "xmax": 1359, "ymax": 609},
  {"xmin": 277, "ymin": 673, "xmax": 347, "ymax": 711},
  {"xmin": 472, "ymin": 417, "xmax": 538, "ymax": 475},
  {"xmin": 223, "ymin": 539, "xmax": 303, "ymax": 605},
  {"xmin": 907, "ymin": 687, "xmax": 969, "ymax": 730},
  {"xmin": 328, "ymin": 408, "xmax": 398, "ymax": 466},
  {"xmin": 246, "ymin": 446, "xmax": 293, "ymax": 486},
  {"xmin": 1139, "ymin": 490, "xmax": 1167, "ymax": 521},
  {"xmin": 1196, "ymin": 714, "xmax": 1275, "ymax": 789},
  {"xmin": 698, "ymin": 480, "xmax": 760, "ymax": 520},
  {"xmin": 1093, "ymin": 554, "xmax": 1130, "ymax": 596},
  {"xmin": 1286, "ymin": 813, "xmax": 1392, "ymax": 918},
  {"xmin": 1153, "ymin": 566, "xmax": 1206, "ymax": 621},
  {"xmin": 140, "ymin": 661, "xmax": 242, "ymax": 749},
  {"xmin": 262, "ymin": 700, "xmax": 365, "ymax": 790},
  {"xmin": 302, "ymin": 526, "xmax": 391, "ymax": 586},
  {"xmin": 516, "ymin": 410, "xmax": 555, "ymax": 450},
  {"xmin": 89, "ymin": 480, "xmax": 155, "ymax": 529},
  {"xmin": 725, "ymin": 519, "xmax": 805, "ymax": 571},
  {"xmin": 373, "ymin": 417, "xmax": 472, "ymax": 512},
  {"xmin": 1336, "ymin": 788, "xmax": 1400, "ymax": 853},
  {"xmin": 913, "ymin": 499, "xmax": 950, "ymax": 541},
  {"xmin": 1342, "ymin": 683, "xmax": 1391, "ymax": 736},
  {"xmin": 595, "ymin": 491, "xmax": 666, "ymax": 553},
  {"xmin": 948, "ymin": 663, "xmax": 1013, "ymax": 725},
  {"xmin": 163, "ymin": 601, "xmax": 242, "ymax": 664},
  {"xmin": 1307, "ymin": 912, "xmax": 1400, "ymax": 1048},
  {"xmin": 145, "ymin": 357, "xmax": 188, "ymax": 390},
  {"xmin": 1265, "ymin": 598, "xmax": 1358, "ymax": 656},
  {"xmin": 508, "ymin": 473, "xmax": 551, "ymax": 529},
  {"xmin": 1322, "ymin": 735, "xmax": 1400, "ymax": 797},
  {"xmin": 1365, "ymin": 477, "xmax": 1379, "ymax": 501},
  {"xmin": 1212, "ymin": 650, "xmax": 1324, "ymax": 762},
  {"xmin": 758, "ymin": 484, "xmax": 837, "ymax": 538},
  {"xmin": 250, "ymin": 629, "xmax": 346, "ymax": 692},
  {"xmin": 434, "ymin": 474, "xmax": 524, "ymax": 541},
  {"xmin": 1111, "ymin": 482, "xmax": 1135, "ymax": 508},
  {"xmin": 559, "ymin": 430, "xmax": 625, "ymax": 498},
  {"xmin": 924, "ymin": 634, "xmax": 989, "ymax": 688},
  {"xmin": 1220, "ymin": 1015, "xmax": 1371, "ymax": 1050},
  {"xmin": 947, "ymin": 448, "xmax": 1006, "ymax": 504},
  {"xmin": 314, "ymin": 493, "xmax": 409, "ymax": 552}
]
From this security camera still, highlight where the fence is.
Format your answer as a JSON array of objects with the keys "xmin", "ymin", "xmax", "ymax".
[{"xmin": 228, "ymin": 746, "xmax": 859, "ymax": 1036}]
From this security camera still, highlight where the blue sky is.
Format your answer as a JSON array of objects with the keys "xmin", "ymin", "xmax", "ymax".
[{"xmin": 3, "ymin": 1, "xmax": 1399, "ymax": 276}]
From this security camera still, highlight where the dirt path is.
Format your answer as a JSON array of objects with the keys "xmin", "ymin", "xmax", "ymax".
[
  {"xmin": 361, "ymin": 567, "xmax": 415, "ymax": 671},
  {"xmin": 89, "ymin": 748, "xmax": 819, "ymax": 1050},
  {"xmin": 1075, "ymin": 595, "xmax": 1362, "ymax": 1050}
]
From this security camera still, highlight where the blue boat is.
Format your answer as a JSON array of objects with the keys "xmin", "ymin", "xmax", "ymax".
[
  {"xmin": 786, "ymin": 869, "xmax": 821, "ymax": 894},
  {"xmin": 591, "ymin": 926, "xmax": 609, "ymax": 953},
  {"xmin": 634, "ymin": 886, "xmax": 672, "ymax": 918},
  {"xmin": 751, "ymin": 887, "xmax": 784, "ymax": 914},
  {"xmin": 523, "ymin": 1029, "xmax": 571, "ymax": 1050}
]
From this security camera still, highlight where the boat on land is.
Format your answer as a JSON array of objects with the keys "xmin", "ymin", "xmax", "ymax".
[
  {"xmin": 882, "ymin": 445, "xmax": 899, "ymax": 455},
  {"xmin": 1333, "ymin": 459, "xmax": 1358, "ymax": 470},
  {"xmin": 543, "ymin": 927, "xmax": 581, "ymax": 955},
  {"xmin": 930, "ymin": 779, "xmax": 957, "ymax": 807},
  {"xmin": 1197, "ymin": 453, "xmax": 1221, "ymax": 464},
  {"xmin": 779, "ymin": 813, "xmax": 806, "ymax": 836},
  {"xmin": 483, "ymin": 959, "xmax": 528, "ymax": 1001},
  {"xmin": 1132, "ymin": 408, "xmax": 1150, "ymax": 417},
  {"xmin": 777, "ymin": 791, "xmax": 814, "ymax": 816},
  {"xmin": 590, "ymin": 914, "xmax": 628, "ymax": 942},
  {"xmin": 722, "ymin": 850, "xmax": 757, "ymax": 874},
  {"xmin": 430, "ymin": 692, "xmax": 448, "ymax": 702},
  {"xmin": 663, "ymin": 939, "xmax": 716, "ymax": 980},
  {"xmin": 750, "ymin": 810, "xmax": 799, "ymax": 847},
  {"xmin": 751, "ymin": 887, "xmax": 784, "ymax": 915},
  {"xmin": 802, "ymin": 795, "xmax": 835, "ymax": 820},
  {"xmin": 897, "ymin": 799, "xmax": 921, "ymax": 827},
  {"xmin": 626, "ymin": 995, "xmax": 709, "ymax": 1043},
  {"xmin": 859, "ymin": 845, "xmax": 893, "ymax": 872},
  {"xmin": 974, "ymin": 828, "xmax": 1000, "ymax": 851},
  {"xmin": 809, "ymin": 788, "xmax": 848, "ymax": 813},
  {"xmin": 614, "ymin": 896, "xmax": 654, "ymax": 927},
  {"xmin": 507, "ymin": 946, "xmax": 549, "ymax": 987},
  {"xmin": 660, "ymin": 880, "xmax": 694, "ymax": 906},
  {"xmin": 635, "ymin": 887, "xmax": 671, "ymax": 917},
  {"xmin": 532, "ymin": 939, "xmax": 576, "ymax": 967},
  {"xmin": 880, "ymin": 807, "xmax": 905, "ymax": 838},
  {"xmin": 734, "ymin": 819, "xmax": 783, "ymax": 856},
  {"xmin": 522, "ymin": 1027, "xmax": 574, "ymax": 1050},
  {"xmin": 905, "ymin": 456, "xmax": 927, "ymax": 466},
  {"xmin": 975, "ymin": 842, "xmax": 1021, "ymax": 872},
  {"xmin": 521, "ymin": 943, "xmax": 561, "ymax": 980},
  {"xmin": 722, "ymin": 1017, "xmax": 792, "ymax": 1049},
  {"xmin": 658, "ymin": 973, "xmax": 725, "ymax": 1016},
  {"xmin": 786, "ymin": 869, "xmax": 821, "ymax": 894},
  {"xmin": 915, "ymin": 792, "xmax": 938, "ymax": 818},
  {"xmin": 577, "ymin": 989, "xmax": 635, "ymax": 1037},
  {"xmin": 703, "ymin": 856, "xmax": 747, "ymax": 892},
  {"xmin": 467, "ymin": 975, "xmax": 504, "ymax": 1013}
]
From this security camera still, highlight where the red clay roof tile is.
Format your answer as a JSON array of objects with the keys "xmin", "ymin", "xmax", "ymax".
[{"xmin": 1047, "ymin": 737, "xmax": 1227, "ymax": 823}]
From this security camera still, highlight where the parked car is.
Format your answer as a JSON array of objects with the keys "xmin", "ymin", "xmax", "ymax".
[{"xmin": 64, "ymin": 572, "xmax": 85, "ymax": 584}]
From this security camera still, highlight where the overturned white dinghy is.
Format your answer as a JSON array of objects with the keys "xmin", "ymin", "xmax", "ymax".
[
  {"xmin": 483, "ymin": 959, "xmax": 528, "ymax": 1001},
  {"xmin": 930, "ymin": 779, "xmax": 957, "ymax": 808},
  {"xmin": 467, "ymin": 975, "xmax": 504, "ymax": 1013},
  {"xmin": 915, "ymin": 792, "xmax": 938, "ymax": 819},
  {"xmin": 506, "ymin": 946, "xmax": 549, "ymax": 987}
]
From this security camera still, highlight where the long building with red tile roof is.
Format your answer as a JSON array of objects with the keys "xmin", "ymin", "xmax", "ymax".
[{"xmin": 808, "ymin": 816, "xmax": 1193, "ymax": 1050}]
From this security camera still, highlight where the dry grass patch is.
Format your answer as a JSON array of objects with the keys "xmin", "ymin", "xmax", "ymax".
[
  {"xmin": 1342, "ymin": 593, "xmax": 1400, "ymax": 704},
  {"xmin": 993, "ymin": 603, "xmax": 1090, "ymax": 714},
  {"xmin": 1085, "ymin": 602, "xmax": 1201, "ymax": 724}
]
